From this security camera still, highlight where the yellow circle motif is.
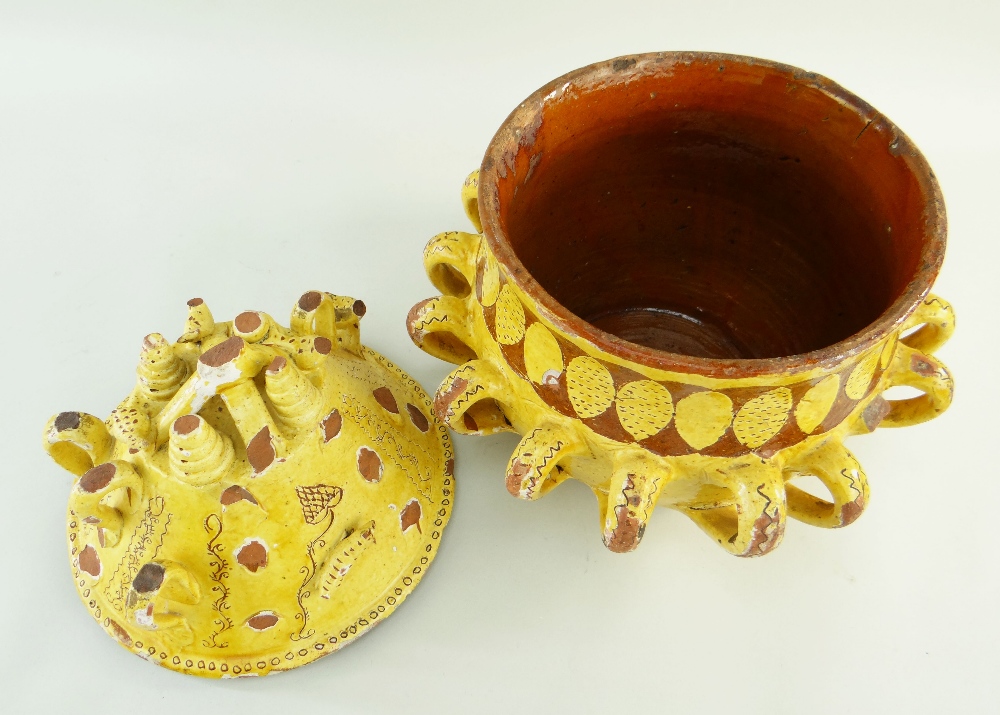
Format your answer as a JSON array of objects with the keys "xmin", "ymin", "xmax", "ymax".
[
  {"xmin": 523, "ymin": 323, "xmax": 564, "ymax": 384},
  {"xmin": 733, "ymin": 387, "xmax": 793, "ymax": 449},
  {"xmin": 845, "ymin": 349, "xmax": 881, "ymax": 400},
  {"xmin": 674, "ymin": 392, "xmax": 733, "ymax": 450},
  {"xmin": 615, "ymin": 381, "xmax": 674, "ymax": 440},
  {"xmin": 794, "ymin": 375, "xmax": 840, "ymax": 434},
  {"xmin": 480, "ymin": 257, "xmax": 500, "ymax": 307},
  {"xmin": 879, "ymin": 334, "xmax": 897, "ymax": 370},
  {"xmin": 494, "ymin": 285, "xmax": 526, "ymax": 345},
  {"xmin": 566, "ymin": 356, "xmax": 615, "ymax": 419}
]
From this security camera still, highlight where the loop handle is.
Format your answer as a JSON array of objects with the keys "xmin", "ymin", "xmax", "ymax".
[
  {"xmin": 432, "ymin": 360, "xmax": 513, "ymax": 435},
  {"xmin": 881, "ymin": 343, "xmax": 954, "ymax": 428},
  {"xmin": 900, "ymin": 293, "xmax": 955, "ymax": 355},
  {"xmin": 423, "ymin": 231, "xmax": 481, "ymax": 299},
  {"xmin": 877, "ymin": 293, "xmax": 955, "ymax": 428}
]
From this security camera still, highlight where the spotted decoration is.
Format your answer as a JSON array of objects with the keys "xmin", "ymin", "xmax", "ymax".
[
  {"xmin": 566, "ymin": 356, "xmax": 616, "ymax": 419},
  {"xmin": 469, "ymin": 261, "xmax": 893, "ymax": 457},
  {"xmin": 494, "ymin": 285, "xmax": 526, "ymax": 345},
  {"xmin": 733, "ymin": 388, "xmax": 793, "ymax": 449},
  {"xmin": 46, "ymin": 293, "xmax": 456, "ymax": 677}
]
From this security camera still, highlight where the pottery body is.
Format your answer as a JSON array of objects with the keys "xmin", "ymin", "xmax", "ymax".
[
  {"xmin": 408, "ymin": 53, "xmax": 954, "ymax": 554},
  {"xmin": 45, "ymin": 293, "xmax": 453, "ymax": 676}
]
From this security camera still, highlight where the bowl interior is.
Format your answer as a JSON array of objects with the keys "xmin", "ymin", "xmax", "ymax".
[{"xmin": 491, "ymin": 57, "xmax": 932, "ymax": 360}]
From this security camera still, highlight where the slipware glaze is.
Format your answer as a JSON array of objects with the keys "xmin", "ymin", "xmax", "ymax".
[
  {"xmin": 44, "ymin": 292, "xmax": 453, "ymax": 677},
  {"xmin": 407, "ymin": 52, "xmax": 954, "ymax": 555}
]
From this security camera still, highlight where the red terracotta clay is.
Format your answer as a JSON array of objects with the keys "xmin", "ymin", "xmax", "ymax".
[{"xmin": 479, "ymin": 52, "xmax": 946, "ymax": 377}]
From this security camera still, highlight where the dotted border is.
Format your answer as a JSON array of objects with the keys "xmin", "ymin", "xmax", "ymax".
[{"xmin": 66, "ymin": 346, "xmax": 454, "ymax": 678}]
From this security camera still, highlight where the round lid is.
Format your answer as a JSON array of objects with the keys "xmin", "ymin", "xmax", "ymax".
[{"xmin": 44, "ymin": 291, "xmax": 453, "ymax": 677}]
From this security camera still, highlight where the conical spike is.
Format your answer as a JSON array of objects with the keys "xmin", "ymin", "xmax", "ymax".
[
  {"xmin": 264, "ymin": 356, "xmax": 322, "ymax": 435},
  {"xmin": 168, "ymin": 414, "xmax": 234, "ymax": 486},
  {"xmin": 137, "ymin": 333, "xmax": 189, "ymax": 411},
  {"xmin": 601, "ymin": 455, "xmax": 665, "ymax": 553},
  {"xmin": 152, "ymin": 336, "xmax": 270, "ymax": 447},
  {"xmin": 178, "ymin": 297, "xmax": 215, "ymax": 343},
  {"xmin": 505, "ymin": 425, "xmax": 585, "ymax": 500}
]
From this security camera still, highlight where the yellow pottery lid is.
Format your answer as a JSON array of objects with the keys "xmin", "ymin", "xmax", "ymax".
[{"xmin": 42, "ymin": 291, "xmax": 454, "ymax": 677}]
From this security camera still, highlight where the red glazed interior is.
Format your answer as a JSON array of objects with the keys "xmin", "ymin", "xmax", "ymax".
[{"xmin": 480, "ymin": 53, "xmax": 945, "ymax": 375}]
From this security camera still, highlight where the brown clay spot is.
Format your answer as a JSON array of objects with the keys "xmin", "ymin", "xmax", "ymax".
[
  {"xmin": 237, "ymin": 540, "xmax": 268, "ymax": 572},
  {"xmin": 314, "ymin": 337, "xmax": 332, "ymax": 355},
  {"xmin": 911, "ymin": 354, "xmax": 938, "ymax": 377},
  {"xmin": 132, "ymin": 563, "xmax": 165, "ymax": 593},
  {"xmin": 298, "ymin": 291, "xmax": 323, "ymax": 311},
  {"xmin": 55, "ymin": 411, "xmax": 81, "ymax": 432},
  {"xmin": 352, "ymin": 299, "xmax": 367, "ymax": 317},
  {"xmin": 234, "ymin": 311, "xmax": 262, "ymax": 333},
  {"xmin": 400, "ymin": 499, "xmax": 422, "ymax": 533},
  {"xmin": 142, "ymin": 333, "xmax": 167, "ymax": 351},
  {"xmin": 506, "ymin": 459, "xmax": 531, "ymax": 495},
  {"xmin": 862, "ymin": 396, "xmax": 891, "ymax": 432},
  {"xmin": 605, "ymin": 505, "xmax": 642, "ymax": 553},
  {"xmin": 246, "ymin": 612, "xmax": 279, "ymax": 631},
  {"xmin": 247, "ymin": 426, "xmax": 276, "ymax": 474},
  {"xmin": 79, "ymin": 463, "xmax": 116, "ymax": 493},
  {"xmin": 109, "ymin": 619, "xmax": 132, "ymax": 646},
  {"xmin": 173, "ymin": 414, "xmax": 201, "ymax": 435},
  {"xmin": 840, "ymin": 495, "xmax": 865, "ymax": 527},
  {"xmin": 373, "ymin": 387, "xmax": 399, "ymax": 414},
  {"xmin": 200, "ymin": 336, "xmax": 244, "ymax": 367},
  {"xmin": 357, "ymin": 447, "xmax": 383, "ymax": 482},
  {"xmin": 266, "ymin": 356, "xmax": 286, "ymax": 373},
  {"xmin": 744, "ymin": 507, "xmax": 785, "ymax": 557},
  {"xmin": 79, "ymin": 545, "xmax": 101, "ymax": 577},
  {"xmin": 322, "ymin": 410, "xmax": 342, "ymax": 441},
  {"xmin": 406, "ymin": 403, "xmax": 430, "ymax": 432},
  {"xmin": 463, "ymin": 412, "xmax": 479, "ymax": 432},
  {"xmin": 220, "ymin": 485, "xmax": 258, "ymax": 506},
  {"xmin": 187, "ymin": 297, "xmax": 204, "ymax": 307},
  {"xmin": 445, "ymin": 458, "xmax": 455, "ymax": 476}
]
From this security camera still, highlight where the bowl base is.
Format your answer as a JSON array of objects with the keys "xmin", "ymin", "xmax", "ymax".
[{"xmin": 587, "ymin": 306, "xmax": 749, "ymax": 359}]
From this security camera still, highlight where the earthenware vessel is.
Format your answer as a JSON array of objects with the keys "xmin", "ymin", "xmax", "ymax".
[
  {"xmin": 407, "ymin": 52, "xmax": 954, "ymax": 555},
  {"xmin": 44, "ymin": 292, "xmax": 453, "ymax": 676}
]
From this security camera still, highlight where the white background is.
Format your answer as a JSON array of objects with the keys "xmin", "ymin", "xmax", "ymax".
[{"xmin": 2, "ymin": 2, "xmax": 997, "ymax": 713}]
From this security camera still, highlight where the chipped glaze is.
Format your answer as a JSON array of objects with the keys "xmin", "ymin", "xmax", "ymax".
[
  {"xmin": 407, "ymin": 53, "xmax": 955, "ymax": 555},
  {"xmin": 44, "ymin": 292, "xmax": 453, "ymax": 677}
]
